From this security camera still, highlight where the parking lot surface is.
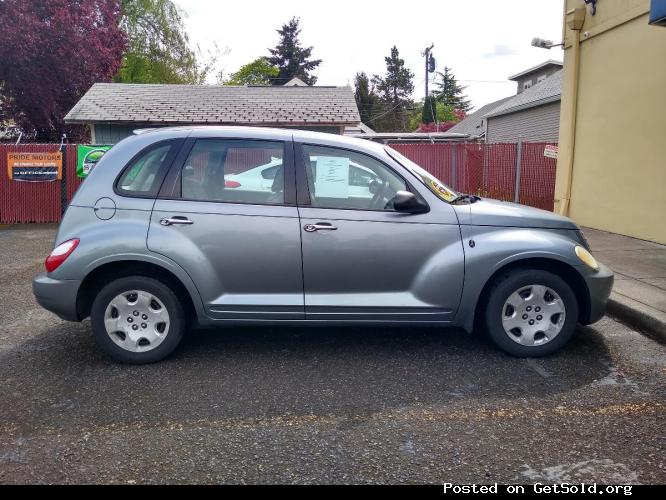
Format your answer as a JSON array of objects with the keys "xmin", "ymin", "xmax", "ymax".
[{"xmin": 0, "ymin": 225, "xmax": 664, "ymax": 484}]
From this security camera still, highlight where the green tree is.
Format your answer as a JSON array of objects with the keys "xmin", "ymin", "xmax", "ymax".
[
  {"xmin": 422, "ymin": 95, "xmax": 437, "ymax": 124},
  {"xmin": 267, "ymin": 17, "xmax": 321, "ymax": 85},
  {"xmin": 221, "ymin": 57, "xmax": 279, "ymax": 85},
  {"xmin": 409, "ymin": 100, "xmax": 465, "ymax": 131},
  {"xmin": 115, "ymin": 0, "xmax": 216, "ymax": 84},
  {"xmin": 433, "ymin": 66, "xmax": 471, "ymax": 112},
  {"xmin": 353, "ymin": 72, "xmax": 380, "ymax": 125},
  {"xmin": 371, "ymin": 46, "xmax": 415, "ymax": 131}
]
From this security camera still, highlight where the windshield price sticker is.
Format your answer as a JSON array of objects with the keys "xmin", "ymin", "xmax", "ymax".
[{"xmin": 430, "ymin": 179, "xmax": 457, "ymax": 202}]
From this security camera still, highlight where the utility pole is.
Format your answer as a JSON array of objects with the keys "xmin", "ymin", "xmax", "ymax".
[{"xmin": 422, "ymin": 44, "xmax": 435, "ymax": 100}]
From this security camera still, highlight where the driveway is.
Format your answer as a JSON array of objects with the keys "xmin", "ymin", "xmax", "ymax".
[{"xmin": 0, "ymin": 225, "xmax": 664, "ymax": 484}]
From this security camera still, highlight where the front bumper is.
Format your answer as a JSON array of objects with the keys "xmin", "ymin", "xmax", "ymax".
[
  {"xmin": 32, "ymin": 273, "xmax": 81, "ymax": 322},
  {"xmin": 579, "ymin": 261, "xmax": 614, "ymax": 325}
]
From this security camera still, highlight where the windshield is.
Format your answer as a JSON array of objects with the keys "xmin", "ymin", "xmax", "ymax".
[{"xmin": 385, "ymin": 147, "xmax": 458, "ymax": 203}]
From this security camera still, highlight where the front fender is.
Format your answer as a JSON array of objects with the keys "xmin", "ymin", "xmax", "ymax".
[{"xmin": 455, "ymin": 226, "xmax": 586, "ymax": 332}]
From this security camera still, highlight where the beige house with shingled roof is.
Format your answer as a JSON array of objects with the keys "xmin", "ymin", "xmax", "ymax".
[{"xmin": 65, "ymin": 83, "xmax": 361, "ymax": 143}]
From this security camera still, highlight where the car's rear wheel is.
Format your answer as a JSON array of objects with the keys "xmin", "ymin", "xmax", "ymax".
[
  {"xmin": 484, "ymin": 269, "xmax": 579, "ymax": 357},
  {"xmin": 90, "ymin": 276, "xmax": 186, "ymax": 364}
]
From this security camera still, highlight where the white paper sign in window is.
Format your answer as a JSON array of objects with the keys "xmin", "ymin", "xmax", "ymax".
[{"xmin": 314, "ymin": 156, "xmax": 350, "ymax": 198}]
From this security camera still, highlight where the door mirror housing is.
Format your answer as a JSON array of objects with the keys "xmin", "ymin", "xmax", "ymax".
[{"xmin": 392, "ymin": 190, "xmax": 429, "ymax": 214}]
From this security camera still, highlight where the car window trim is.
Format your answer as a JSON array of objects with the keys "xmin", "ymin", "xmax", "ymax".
[
  {"xmin": 113, "ymin": 139, "xmax": 185, "ymax": 199},
  {"xmin": 158, "ymin": 136, "xmax": 297, "ymax": 207},
  {"xmin": 294, "ymin": 141, "xmax": 429, "ymax": 213}
]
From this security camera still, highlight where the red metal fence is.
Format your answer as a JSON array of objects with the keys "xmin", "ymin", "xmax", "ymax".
[
  {"xmin": 0, "ymin": 141, "xmax": 557, "ymax": 224},
  {"xmin": 0, "ymin": 144, "xmax": 83, "ymax": 224},
  {"xmin": 390, "ymin": 142, "xmax": 557, "ymax": 210}
]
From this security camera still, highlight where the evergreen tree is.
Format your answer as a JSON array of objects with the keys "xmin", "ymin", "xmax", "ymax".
[
  {"xmin": 433, "ymin": 67, "xmax": 471, "ymax": 112},
  {"xmin": 354, "ymin": 72, "xmax": 380, "ymax": 125},
  {"xmin": 267, "ymin": 17, "xmax": 321, "ymax": 85},
  {"xmin": 371, "ymin": 46, "xmax": 415, "ymax": 131},
  {"xmin": 422, "ymin": 95, "xmax": 437, "ymax": 124}
]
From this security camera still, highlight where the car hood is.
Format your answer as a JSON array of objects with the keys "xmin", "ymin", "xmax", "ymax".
[{"xmin": 453, "ymin": 198, "xmax": 578, "ymax": 229}]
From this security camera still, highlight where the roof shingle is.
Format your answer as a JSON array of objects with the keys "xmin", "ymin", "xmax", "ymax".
[
  {"xmin": 65, "ymin": 83, "xmax": 360, "ymax": 125},
  {"xmin": 485, "ymin": 70, "xmax": 562, "ymax": 118},
  {"xmin": 447, "ymin": 96, "xmax": 513, "ymax": 137}
]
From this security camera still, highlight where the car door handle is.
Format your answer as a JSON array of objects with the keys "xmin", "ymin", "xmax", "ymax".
[
  {"xmin": 303, "ymin": 223, "xmax": 337, "ymax": 232},
  {"xmin": 159, "ymin": 216, "xmax": 194, "ymax": 226}
]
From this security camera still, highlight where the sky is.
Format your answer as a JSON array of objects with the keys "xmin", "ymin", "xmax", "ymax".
[{"xmin": 173, "ymin": 0, "xmax": 564, "ymax": 110}]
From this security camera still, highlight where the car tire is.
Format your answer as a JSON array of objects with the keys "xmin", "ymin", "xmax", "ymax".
[
  {"xmin": 90, "ymin": 276, "xmax": 186, "ymax": 364},
  {"xmin": 483, "ymin": 269, "xmax": 579, "ymax": 357}
]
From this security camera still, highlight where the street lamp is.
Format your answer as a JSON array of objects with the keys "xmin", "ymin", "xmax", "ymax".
[{"xmin": 531, "ymin": 37, "xmax": 564, "ymax": 49}]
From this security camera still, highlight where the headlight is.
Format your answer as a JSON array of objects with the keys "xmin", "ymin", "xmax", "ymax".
[{"xmin": 575, "ymin": 245, "xmax": 599, "ymax": 271}]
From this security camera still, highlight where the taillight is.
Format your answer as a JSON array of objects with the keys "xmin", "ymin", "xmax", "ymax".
[
  {"xmin": 225, "ymin": 180, "xmax": 241, "ymax": 188},
  {"xmin": 45, "ymin": 238, "xmax": 79, "ymax": 273}
]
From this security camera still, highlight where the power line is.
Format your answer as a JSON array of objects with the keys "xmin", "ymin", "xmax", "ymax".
[
  {"xmin": 323, "ymin": 76, "xmax": 511, "ymax": 84},
  {"xmin": 365, "ymin": 101, "xmax": 409, "ymax": 124}
]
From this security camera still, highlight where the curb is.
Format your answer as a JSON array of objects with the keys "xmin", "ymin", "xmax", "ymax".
[{"xmin": 606, "ymin": 294, "xmax": 666, "ymax": 344}]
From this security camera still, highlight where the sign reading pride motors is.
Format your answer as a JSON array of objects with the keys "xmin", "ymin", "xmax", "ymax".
[{"xmin": 7, "ymin": 152, "xmax": 62, "ymax": 182}]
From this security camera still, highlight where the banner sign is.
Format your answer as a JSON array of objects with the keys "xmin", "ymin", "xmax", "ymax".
[
  {"xmin": 7, "ymin": 152, "xmax": 62, "ymax": 182},
  {"xmin": 77, "ymin": 145, "xmax": 112, "ymax": 178}
]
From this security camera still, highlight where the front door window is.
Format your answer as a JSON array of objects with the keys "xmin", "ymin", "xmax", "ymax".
[{"xmin": 301, "ymin": 145, "xmax": 408, "ymax": 211}]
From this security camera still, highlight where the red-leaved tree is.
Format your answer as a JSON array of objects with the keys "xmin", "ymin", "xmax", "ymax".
[
  {"xmin": 417, "ymin": 109, "xmax": 467, "ymax": 133},
  {"xmin": 0, "ymin": 0, "xmax": 126, "ymax": 141}
]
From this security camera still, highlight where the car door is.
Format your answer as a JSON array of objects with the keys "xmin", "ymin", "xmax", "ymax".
[
  {"xmin": 296, "ymin": 143, "xmax": 465, "ymax": 322},
  {"xmin": 147, "ymin": 137, "xmax": 304, "ymax": 320}
]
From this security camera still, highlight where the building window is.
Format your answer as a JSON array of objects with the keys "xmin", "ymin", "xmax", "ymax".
[{"xmin": 523, "ymin": 81, "xmax": 533, "ymax": 90}]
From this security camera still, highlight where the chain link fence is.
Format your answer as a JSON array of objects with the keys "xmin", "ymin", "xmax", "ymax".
[
  {"xmin": 391, "ymin": 141, "xmax": 557, "ymax": 210},
  {"xmin": 0, "ymin": 144, "xmax": 83, "ymax": 223},
  {"xmin": 0, "ymin": 141, "xmax": 557, "ymax": 224}
]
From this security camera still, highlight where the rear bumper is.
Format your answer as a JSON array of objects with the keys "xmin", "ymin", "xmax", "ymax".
[
  {"xmin": 32, "ymin": 273, "xmax": 81, "ymax": 321},
  {"xmin": 580, "ymin": 262, "xmax": 614, "ymax": 325}
]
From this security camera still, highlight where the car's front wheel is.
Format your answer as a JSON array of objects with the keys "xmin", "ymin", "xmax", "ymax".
[
  {"xmin": 90, "ymin": 276, "xmax": 186, "ymax": 364},
  {"xmin": 484, "ymin": 269, "xmax": 579, "ymax": 357}
]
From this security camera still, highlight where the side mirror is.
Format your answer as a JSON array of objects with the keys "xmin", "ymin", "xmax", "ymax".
[{"xmin": 392, "ymin": 190, "xmax": 429, "ymax": 214}]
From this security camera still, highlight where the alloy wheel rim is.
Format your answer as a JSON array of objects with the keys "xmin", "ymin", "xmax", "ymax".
[
  {"xmin": 103, "ymin": 290, "xmax": 170, "ymax": 352},
  {"xmin": 501, "ymin": 284, "xmax": 566, "ymax": 346}
]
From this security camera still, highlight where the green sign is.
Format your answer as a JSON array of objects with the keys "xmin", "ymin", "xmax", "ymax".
[{"xmin": 76, "ymin": 145, "xmax": 112, "ymax": 178}]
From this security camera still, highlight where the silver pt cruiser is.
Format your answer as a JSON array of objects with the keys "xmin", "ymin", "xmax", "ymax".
[{"xmin": 33, "ymin": 127, "xmax": 614, "ymax": 363}]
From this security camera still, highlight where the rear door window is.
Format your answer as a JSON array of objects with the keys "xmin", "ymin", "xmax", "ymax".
[
  {"xmin": 116, "ymin": 142, "xmax": 179, "ymax": 197},
  {"xmin": 180, "ymin": 139, "xmax": 286, "ymax": 205}
]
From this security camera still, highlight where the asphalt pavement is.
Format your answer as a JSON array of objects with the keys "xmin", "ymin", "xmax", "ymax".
[{"xmin": 0, "ymin": 224, "xmax": 664, "ymax": 484}]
